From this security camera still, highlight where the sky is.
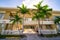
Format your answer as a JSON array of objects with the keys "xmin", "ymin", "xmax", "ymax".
[{"xmin": 0, "ymin": 0, "xmax": 60, "ymax": 11}]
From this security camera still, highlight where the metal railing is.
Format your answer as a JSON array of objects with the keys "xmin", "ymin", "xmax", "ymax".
[
  {"xmin": 0, "ymin": 20, "xmax": 54, "ymax": 25},
  {"xmin": 1, "ymin": 30, "xmax": 23, "ymax": 35},
  {"xmin": 24, "ymin": 20, "xmax": 54, "ymax": 25},
  {"xmin": 38, "ymin": 29, "xmax": 57, "ymax": 34}
]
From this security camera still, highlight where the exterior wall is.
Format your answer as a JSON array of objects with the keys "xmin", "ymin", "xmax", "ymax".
[{"xmin": 0, "ymin": 7, "xmax": 60, "ymax": 34}]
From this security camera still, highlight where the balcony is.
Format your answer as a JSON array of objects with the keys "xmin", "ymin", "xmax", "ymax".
[
  {"xmin": 0, "ymin": 20, "xmax": 11, "ymax": 23},
  {"xmin": 24, "ymin": 20, "xmax": 54, "ymax": 25},
  {"xmin": 0, "ymin": 20, "xmax": 54, "ymax": 25},
  {"xmin": 38, "ymin": 29, "xmax": 57, "ymax": 34},
  {"xmin": 1, "ymin": 30, "xmax": 23, "ymax": 35}
]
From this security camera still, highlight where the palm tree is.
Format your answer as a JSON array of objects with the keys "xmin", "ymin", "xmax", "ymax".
[
  {"xmin": 41, "ymin": 5, "xmax": 52, "ymax": 35},
  {"xmin": 41, "ymin": 5, "xmax": 52, "ymax": 31},
  {"xmin": 42, "ymin": 5, "xmax": 52, "ymax": 18},
  {"xmin": 17, "ymin": 4, "xmax": 29, "ymax": 31},
  {"xmin": 10, "ymin": 13, "xmax": 22, "ymax": 33},
  {"xmin": 33, "ymin": 0, "xmax": 52, "ymax": 35},
  {"xmin": 54, "ymin": 17, "xmax": 60, "ymax": 24},
  {"xmin": 32, "ymin": 1, "xmax": 45, "ymax": 36},
  {"xmin": 34, "ymin": 0, "xmax": 43, "ymax": 10},
  {"xmin": 54, "ymin": 16, "xmax": 60, "ymax": 33},
  {"xmin": 34, "ymin": 0, "xmax": 52, "ymax": 19},
  {"xmin": 32, "ymin": 12, "xmax": 41, "ymax": 32},
  {"xmin": 32, "ymin": 11, "xmax": 45, "ymax": 34}
]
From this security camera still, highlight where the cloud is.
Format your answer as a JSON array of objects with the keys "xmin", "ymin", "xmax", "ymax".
[
  {"xmin": 21, "ymin": 0, "xmax": 42, "ymax": 9},
  {"xmin": 21, "ymin": 0, "xmax": 51, "ymax": 9}
]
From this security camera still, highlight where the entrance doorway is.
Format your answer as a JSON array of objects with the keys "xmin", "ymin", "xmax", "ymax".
[
  {"xmin": 24, "ymin": 26, "xmax": 35, "ymax": 29},
  {"xmin": 23, "ymin": 25, "xmax": 37, "ymax": 34}
]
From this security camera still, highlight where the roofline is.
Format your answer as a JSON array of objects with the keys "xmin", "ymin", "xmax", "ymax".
[
  {"xmin": 0, "ymin": 7, "xmax": 60, "ymax": 12},
  {"xmin": 0, "ymin": 7, "xmax": 18, "ymax": 10}
]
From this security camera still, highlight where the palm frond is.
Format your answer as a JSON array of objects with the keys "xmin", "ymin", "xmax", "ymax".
[
  {"xmin": 10, "ymin": 13, "xmax": 22, "ymax": 25},
  {"xmin": 47, "ymin": 8, "xmax": 52, "ymax": 11},
  {"xmin": 54, "ymin": 17, "xmax": 60, "ymax": 24},
  {"xmin": 43, "ymin": 5, "xmax": 48, "ymax": 9}
]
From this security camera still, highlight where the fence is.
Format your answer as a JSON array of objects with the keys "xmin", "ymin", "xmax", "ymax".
[
  {"xmin": 1, "ymin": 30, "xmax": 23, "ymax": 35},
  {"xmin": 38, "ymin": 30, "xmax": 57, "ymax": 34}
]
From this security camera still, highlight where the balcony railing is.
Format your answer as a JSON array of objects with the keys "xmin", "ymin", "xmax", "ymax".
[
  {"xmin": 1, "ymin": 30, "xmax": 23, "ymax": 35},
  {"xmin": 0, "ymin": 20, "xmax": 54, "ymax": 25},
  {"xmin": 0, "ymin": 20, "xmax": 11, "ymax": 23},
  {"xmin": 24, "ymin": 20, "xmax": 54, "ymax": 25},
  {"xmin": 1, "ymin": 29, "xmax": 57, "ymax": 35},
  {"xmin": 38, "ymin": 29, "xmax": 57, "ymax": 34}
]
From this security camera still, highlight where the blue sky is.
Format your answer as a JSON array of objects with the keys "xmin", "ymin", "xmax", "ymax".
[
  {"xmin": 0, "ymin": 0, "xmax": 23, "ymax": 7},
  {"xmin": 0, "ymin": 0, "xmax": 60, "ymax": 11}
]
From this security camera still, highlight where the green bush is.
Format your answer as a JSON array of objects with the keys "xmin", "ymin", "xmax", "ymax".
[
  {"xmin": 38, "ymin": 34, "xmax": 58, "ymax": 37},
  {"xmin": 0, "ymin": 34, "xmax": 26, "ymax": 38}
]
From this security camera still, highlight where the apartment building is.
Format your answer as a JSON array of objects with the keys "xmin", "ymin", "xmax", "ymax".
[{"xmin": 0, "ymin": 7, "xmax": 60, "ymax": 35}]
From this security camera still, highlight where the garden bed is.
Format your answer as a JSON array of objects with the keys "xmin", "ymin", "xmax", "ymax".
[
  {"xmin": 38, "ymin": 33, "xmax": 60, "ymax": 37},
  {"xmin": 0, "ymin": 34, "xmax": 26, "ymax": 39}
]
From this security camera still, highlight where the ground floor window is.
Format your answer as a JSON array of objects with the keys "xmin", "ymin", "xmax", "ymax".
[
  {"xmin": 46, "ymin": 25, "xmax": 53, "ymax": 29},
  {"xmin": 24, "ymin": 26, "xmax": 35, "ymax": 29}
]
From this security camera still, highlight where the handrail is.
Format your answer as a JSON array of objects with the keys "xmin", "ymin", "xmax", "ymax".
[{"xmin": 0, "ymin": 20, "xmax": 54, "ymax": 24}]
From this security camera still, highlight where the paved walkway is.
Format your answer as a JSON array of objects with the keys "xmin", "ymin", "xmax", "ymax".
[
  {"xmin": 21, "ymin": 34, "xmax": 60, "ymax": 40},
  {"xmin": 26, "ymin": 34, "xmax": 40, "ymax": 40},
  {"xmin": 1, "ymin": 34, "xmax": 60, "ymax": 40}
]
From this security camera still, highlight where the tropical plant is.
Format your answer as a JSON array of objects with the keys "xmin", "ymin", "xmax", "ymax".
[
  {"xmin": 33, "ymin": 0, "xmax": 45, "ymax": 28},
  {"xmin": 42, "ymin": 5, "xmax": 52, "ymax": 18},
  {"xmin": 33, "ymin": 0, "xmax": 52, "ymax": 36},
  {"xmin": 10, "ymin": 13, "xmax": 22, "ymax": 32},
  {"xmin": 41, "ymin": 4, "xmax": 52, "ymax": 31},
  {"xmin": 54, "ymin": 16, "xmax": 60, "ymax": 33},
  {"xmin": 54, "ymin": 17, "xmax": 60, "ymax": 24},
  {"xmin": 32, "ymin": 12, "xmax": 41, "ymax": 27},
  {"xmin": 17, "ymin": 4, "xmax": 29, "ymax": 31},
  {"xmin": 34, "ymin": 0, "xmax": 43, "ymax": 10}
]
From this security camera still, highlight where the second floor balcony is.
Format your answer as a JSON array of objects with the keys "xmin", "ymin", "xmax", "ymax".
[
  {"xmin": 24, "ymin": 20, "xmax": 54, "ymax": 25},
  {"xmin": 0, "ymin": 19, "xmax": 54, "ymax": 25}
]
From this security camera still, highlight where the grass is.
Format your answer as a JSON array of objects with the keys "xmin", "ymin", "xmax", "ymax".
[{"xmin": 0, "ymin": 34, "xmax": 26, "ymax": 39}]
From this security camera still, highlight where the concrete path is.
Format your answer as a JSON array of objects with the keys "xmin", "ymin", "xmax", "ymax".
[
  {"xmin": 1, "ymin": 34, "xmax": 60, "ymax": 40},
  {"xmin": 26, "ymin": 34, "xmax": 40, "ymax": 40},
  {"xmin": 21, "ymin": 34, "xmax": 60, "ymax": 40}
]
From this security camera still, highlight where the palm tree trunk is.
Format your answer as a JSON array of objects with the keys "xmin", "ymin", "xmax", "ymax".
[
  {"xmin": 22, "ymin": 14, "xmax": 25, "ymax": 32},
  {"xmin": 10, "ymin": 24, "xmax": 13, "ymax": 34},
  {"xmin": 11, "ymin": 24, "xmax": 13, "ymax": 30},
  {"xmin": 39, "ymin": 19, "xmax": 44, "ymax": 36},
  {"xmin": 38, "ymin": 19, "xmax": 41, "ymax": 34},
  {"xmin": 42, "ymin": 19, "xmax": 43, "ymax": 29},
  {"xmin": 17, "ymin": 22, "xmax": 20, "ymax": 34}
]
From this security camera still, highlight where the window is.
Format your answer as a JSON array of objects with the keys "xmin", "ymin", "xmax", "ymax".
[
  {"xmin": 9, "ymin": 13, "xmax": 14, "ymax": 19},
  {"xmin": 0, "ymin": 13, "xmax": 4, "ymax": 19},
  {"xmin": 28, "ymin": 18, "xmax": 32, "ymax": 21},
  {"xmin": 24, "ymin": 18, "xmax": 28, "ymax": 21},
  {"xmin": 24, "ymin": 18, "xmax": 32, "ymax": 21},
  {"xmin": 46, "ymin": 25, "xmax": 53, "ymax": 29}
]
